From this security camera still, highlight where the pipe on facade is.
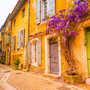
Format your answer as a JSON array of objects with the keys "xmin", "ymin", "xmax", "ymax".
[
  {"xmin": 27, "ymin": 0, "xmax": 30, "ymax": 71},
  {"xmin": 28, "ymin": 0, "xmax": 30, "ymax": 41}
]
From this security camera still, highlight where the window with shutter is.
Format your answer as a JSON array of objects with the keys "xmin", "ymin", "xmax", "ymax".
[
  {"xmin": 47, "ymin": 0, "xmax": 55, "ymax": 16},
  {"xmin": 36, "ymin": 0, "xmax": 41, "ymax": 24},
  {"xmin": 36, "ymin": 38, "xmax": 42, "ymax": 65},
  {"xmin": 18, "ymin": 31, "xmax": 20, "ymax": 49},
  {"xmin": 32, "ymin": 43, "xmax": 36, "ymax": 64},
  {"xmin": 13, "ymin": 36, "xmax": 16, "ymax": 51},
  {"xmin": 20, "ymin": 28, "xmax": 24, "ymax": 48},
  {"xmin": 31, "ymin": 38, "xmax": 42, "ymax": 66},
  {"xmin": 11, "ymin": 37, "xmax": 13, "ymax": 51},
  {"xmin": 8, "ymin": 34, "xmax": 9, "ymax": 43}
]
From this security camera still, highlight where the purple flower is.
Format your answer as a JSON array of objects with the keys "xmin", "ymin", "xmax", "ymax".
[
  {"xmin": 53, "ymin": 31, "xmax": 55, "ymax": 34},
  {"xmin": 56, "ymin": 36, "xmax": 58, "ymax": 38},
  {"xmin": 64, "ymin": 31, "xmax": 67, "ymax": 35},
  {"xmin": 65, "ymin": 22, "xmax": 69, "ymax": 29},
  {"xmin": 46, "ymin": 28, "xmax": 49, "ymax": 33},
  {"xmin": 72, "ymin": 31, "xmax": 77, "ymax": 36},
  {"xmin": 56, "ymin": 27, "xmax": 59, "ymax": 31},
  {"xmin": 57, "ymin": 24, "xmax": 63, "ymax": 29},
  {"xmin": 75, "ymin": 0, "xmax": 80, "ymax": 5},
  {"xmin": 62, "ymin": 38, "xmax": 66, "ymax": 42},
  {"xmin": 61, "ymin": 19, "xmax": 66, "ymax": 22}
]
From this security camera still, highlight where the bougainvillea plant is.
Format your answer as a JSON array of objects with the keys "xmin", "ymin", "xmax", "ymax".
[{"xmin": 46, "ymin": 0, "xmax": 90, "ymax": 71}]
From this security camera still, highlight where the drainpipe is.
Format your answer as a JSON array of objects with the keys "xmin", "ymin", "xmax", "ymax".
[
  {"xmin": 27, "ymin": 0, "xmax": 30, "ymax": 71},
  {"xmin": 28, "ymin": 0, "xmax": 30, "ymax": 41}
]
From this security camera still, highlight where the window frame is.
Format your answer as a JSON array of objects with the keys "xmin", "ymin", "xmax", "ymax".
[{"xmin": 22, "ymin": 7, "xmax": 25, "ymax": 18}]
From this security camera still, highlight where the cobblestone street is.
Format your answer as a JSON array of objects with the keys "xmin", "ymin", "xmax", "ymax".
[{"xmin": 0, "ymin": 64, "xmax": 90, "ymax": 90}]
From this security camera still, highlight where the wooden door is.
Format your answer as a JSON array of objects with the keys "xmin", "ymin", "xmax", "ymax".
[
  {"xmin": 86, "ymin": 28, "xmax": 90, "ymax": 77},
  {"xmin": 50, "ymin": 42, "xmax": 59, "ymax": 74}
]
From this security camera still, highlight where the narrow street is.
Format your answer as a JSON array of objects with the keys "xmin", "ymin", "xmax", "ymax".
[{"xmin": 0, "ymin": 64, "xmax": 89, "ymax": 90}]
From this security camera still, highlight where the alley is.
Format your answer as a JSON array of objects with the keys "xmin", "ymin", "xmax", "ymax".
[{"xmin": 0, "ymin": 64, "xmax": 89, "ymax": 90}]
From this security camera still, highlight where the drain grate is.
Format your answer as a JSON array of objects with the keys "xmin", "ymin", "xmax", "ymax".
[
  {"xmin": 4, "ymin": 71, "xmax": 10, "ymax": 73},
  {"xmin": 57, "ymin": 87, "xmax": 70, "ymax": 90},
  {"xmin": 16, "ymin": 72, "xmax": 22, "ymax": 74}
]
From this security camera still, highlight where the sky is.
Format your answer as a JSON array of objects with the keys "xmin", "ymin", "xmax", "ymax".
[{"xmin": 0, "ymin": 0, "xmax": 18, "ymax": 28}]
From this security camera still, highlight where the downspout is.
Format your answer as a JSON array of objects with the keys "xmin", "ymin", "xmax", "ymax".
[
  {"xmin": 28, "ymin": 0, "xmax": 30, "ymax": 41},
  {"xmin": 27, "ymin": 0, "xmax": 30, "ymax": 71}
]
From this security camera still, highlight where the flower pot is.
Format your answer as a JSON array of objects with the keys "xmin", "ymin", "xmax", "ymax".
[{"xmin": 14, "ymin": 65, "xmax": 18, "ymax": 70}]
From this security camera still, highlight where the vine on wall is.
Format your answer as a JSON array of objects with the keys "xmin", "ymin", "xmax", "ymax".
[{"xmin": 46, "ymin": 0, "xmax": 90, "ymax": 71}]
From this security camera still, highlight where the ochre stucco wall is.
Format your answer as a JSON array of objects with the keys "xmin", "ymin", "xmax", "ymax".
[{"xmin": 11, "ymin": 1, "xmax": 28, "ymax": 68}]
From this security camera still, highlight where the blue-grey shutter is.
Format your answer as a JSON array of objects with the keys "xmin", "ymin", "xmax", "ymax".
[
  {"xmin": 18, "ymin": 31, "xmax": 20, "ymax": 48},
  {"xmin": 8, "ymin": 34, "xmax": 9, "ymax": 43},
  {"xmin": 36, "ymin": 0, "xmax": 41, "ymax": 24},
  {"xmin": 22, "ymin": 29, "xmax": 24, "ymax": 48},
  {"xmin": 5, "ymin": 36, "xmax": 6, "ymax": 45},
  {"xmin": 36, "ymin": 38, "xmax": 42, "ymax": 65},
  {"xmin": 11, "ymin": 37, "xmax": 13, "ymax": 51},
  {"xmin": 47, "ymin": 0, "xmax": 55, "ymax": 16}
]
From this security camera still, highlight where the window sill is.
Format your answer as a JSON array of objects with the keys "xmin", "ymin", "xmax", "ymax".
[
  {"xmin": 39, "ymin": 20, "xmax": 47, "ymax": 26},
  {"xmin": 32, "ymin": 62, "xmax": 38, "ymax": 66}
]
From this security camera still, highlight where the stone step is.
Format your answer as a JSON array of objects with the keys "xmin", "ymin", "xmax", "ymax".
[
  {"xmin": 43, "ymin": 73, "xmax": 60, "ymax": 79},
  {"xmin": 86, "ymin": 78, "xmax": 90, "ymax": 85}
]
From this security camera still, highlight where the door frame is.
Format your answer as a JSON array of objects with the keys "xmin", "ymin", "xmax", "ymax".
[{"xmin": 45, "ymin": 35, "xmax": 61, "ymax": 76}]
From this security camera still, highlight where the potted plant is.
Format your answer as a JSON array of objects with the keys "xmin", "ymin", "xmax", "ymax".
[{"xmin": 13, "ymin": 59, "xmax": 21, "ymax": 70}]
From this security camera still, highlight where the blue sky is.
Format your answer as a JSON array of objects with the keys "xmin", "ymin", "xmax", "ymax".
[{"xmin": 0, "ymin": 0, "xmax": 18, "ymax": 27}]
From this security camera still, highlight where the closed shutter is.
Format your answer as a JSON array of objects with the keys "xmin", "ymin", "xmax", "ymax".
[
  {"xmin": 36, "ymin": 0, "xmax": 41, "ymax": 24},
  {"xmin": 36, "ymin": 38, "xmax": 42, "ymax": 65},
  {"xmin": 18, "ymin": 31, "xmax": 20, "ymax": 48},
  {"xmin": 32, "ymin": 43, "xmax": 35, "ymax": 63},
  {"xmin": 14, "ymin": 36, "xmax": 16, "ymax": 51},
  {"xmin": 47, "ymin": 0, "xmax": 55, "ymax": 16},
  {"xmin": 8, "ymin": 34, "xmax": 9, "ymax": 43},
  {"xmin": 27, "ymin": 42, "xmax": 31, "ymax": 64},
  {"xmin": 11, "ymin": 37, "xmax": 13, "ymax": 51},
  {"xmin": 5, "ymin": 36, "xmax": 6, "ymax": 45},
  {"xmin": 22, "ymin": 29, "xmax": 24, "ymax": 48}
]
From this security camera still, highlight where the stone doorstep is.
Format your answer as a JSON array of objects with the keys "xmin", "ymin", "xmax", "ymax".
[
  {"xmin": 43, "ymin": 73, "xmax": 60, "ymax": 79},
  {"xmin": 86, "ymin": 78, "xmax": 90, "ymax": 85}
]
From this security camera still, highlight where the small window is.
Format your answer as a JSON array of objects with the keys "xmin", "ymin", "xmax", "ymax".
[
  {"xmin": 22, "ymin": 8, "xmax": 25, "ymax": 18},
  {"xmin": 14, "ymin": 20, "xmax": 16, "ymax": 27}
]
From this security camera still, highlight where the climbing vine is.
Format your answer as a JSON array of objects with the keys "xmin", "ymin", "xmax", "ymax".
[{"xmin": 46, "ymin": 0, "xmax": 90, "ymax": 71}]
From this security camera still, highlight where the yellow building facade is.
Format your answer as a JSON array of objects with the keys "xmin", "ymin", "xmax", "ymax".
[
  {"xmin": 8, "ymin": 0, "xmax": 90, "ymax": 83},
  {"xmin": 1, "ymin": 14, "xmax": 11, "ymax": 65}
]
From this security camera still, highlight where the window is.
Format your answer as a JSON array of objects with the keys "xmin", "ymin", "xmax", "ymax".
[
  {"xmin": 36, "ymin": 0, "xmax": 55, "ymax": 24},
  {"xmin": 22, "ymin": 8, "xmax": 25, "ymax": 18},
  {"xmin": 18, "ymin": 28, "xmax": 24, "ymax": 49},
  {"xmin": 14, "ymin": 20, "xmax": 16, "ymax": 27},
  {"xmin": 8, "ymin": 21, "xmax": 10, "ymax": 28},
  {"xmin": 31, "ymin": 38, "xmax": 42, "ymax": 66},
  {"xmin": 11, "ymin": 36, "xmax": 15, "ymax": 51}
]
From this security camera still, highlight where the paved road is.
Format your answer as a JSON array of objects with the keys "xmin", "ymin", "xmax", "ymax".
[{"xmin": 0, "ymin": 64, "xmax": 88, "ymax": 90}]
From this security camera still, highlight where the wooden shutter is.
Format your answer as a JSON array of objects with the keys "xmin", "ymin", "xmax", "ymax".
[
  {"xmin": 18, "ymin": 31, "xmax": 20, "ymax": 48},
  {"xmin": 8, "ymin": 34, "xmax": 9, "ymax": 43},
  {"xmin": 13, "ymin": 36, "xmax": 16, "ymax": 51},
  {"xmin": 36, "ymin": 38, "xmax": 42, "ymax": 65},
  {"xmin": 11, "ymin": 37, "xmax": 13, "ymax": 51},
  {"xmin": 5, "ymin": 36, "xmax": 6, "ymax": 45},
  {"xmin": 27, "ymin": 42, "xmax": 31, "ymax": 64},
  {"xmin": 36, "ymin": 0, "xmax": 41, "ymax": 24},
  {"xmin": 47, "ymin": 0, "xmax": 55, "ymax": 16},
  {"xmin": 22, "ymin": 29, "xmax": 24, "ymax": 48},
  {"xmin": 32, "ymin": 43, "xmax": 35, "ymax": 63}
]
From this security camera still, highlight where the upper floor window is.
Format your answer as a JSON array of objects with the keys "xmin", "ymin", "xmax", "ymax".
[
  {"xmin": 14, "ymin": 20, "xmax": 16, "ymax": 27},
  {"xmin": 22, "ymin": 8, "xmax": 25, "ymax": 18},
  {"xmin": 36, "ymin": 0, "xmax": 55, "ymax": 24},
  {"xmin": 6, "ymin": 25, "xmax": 7, "ymax": 31}
]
